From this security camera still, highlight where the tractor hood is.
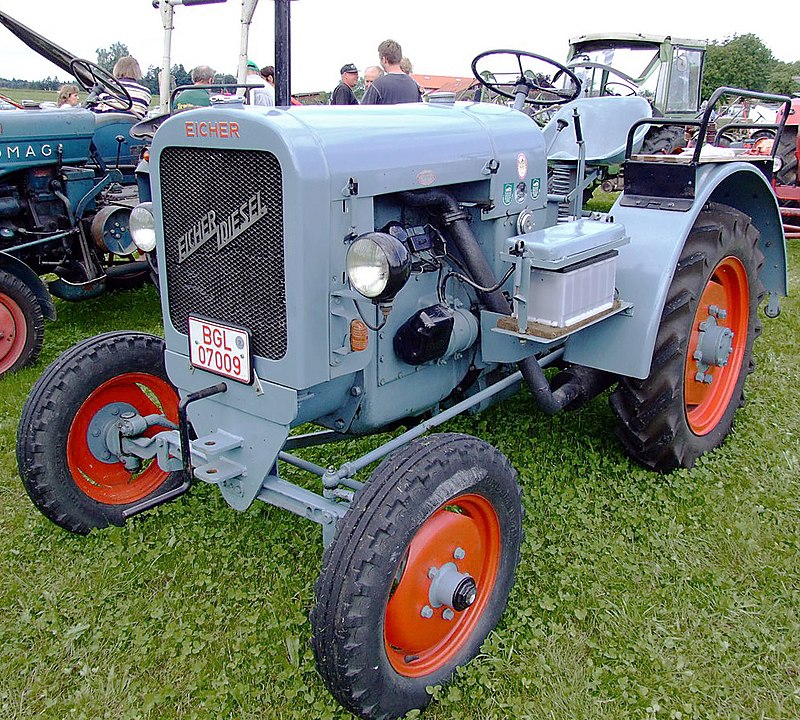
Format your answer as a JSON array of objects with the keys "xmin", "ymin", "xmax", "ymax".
[{"xmin": 0, "ymin": 109, "xmax": 95, "ymax": 179}]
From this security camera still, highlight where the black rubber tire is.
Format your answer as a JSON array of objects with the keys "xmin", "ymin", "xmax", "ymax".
[
  {"xmin": 311, "ymin": 433, "xmax": 522, "ymax": 720},
  {"xmin": 610, "ymin": 203, "xmax": 764, "ymax": 471},
  {"xmin": 775, "ymin": 125, "xmax": 798, "ymax": 187},
  {"xmin": 0, "ymin": 268, "xmax": 44, "ymax": 375},
  {"xmin": 16, "ymin": 332, "xmax": 184, "ymax": 534},
  {"xmin": 641, "ymin": 125, "xmax": 686, "ymax": 155}
]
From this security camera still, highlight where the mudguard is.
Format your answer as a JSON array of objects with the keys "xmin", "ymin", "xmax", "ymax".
[
  {"xmin": 0, "ymin": 252, "xmax": 56, "ymax": 320},
  {"xmin": 563, "ymin": 162, "xmax": 786, "ymax": 379}
]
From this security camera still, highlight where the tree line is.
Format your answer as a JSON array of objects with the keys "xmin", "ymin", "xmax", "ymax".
[{"xmin": 702, "ymin": 33, "xmax": 800, "ymax": 98}]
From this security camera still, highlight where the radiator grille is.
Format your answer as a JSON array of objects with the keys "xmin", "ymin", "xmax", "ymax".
[{"xmin": 160, "ymin": 147, "xmax": 286, "ymax": 359}]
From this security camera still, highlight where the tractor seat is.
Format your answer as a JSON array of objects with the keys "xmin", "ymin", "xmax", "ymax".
[{"xmin": 542, "ymin": 96, "xmax": 653, "ymax": 165}]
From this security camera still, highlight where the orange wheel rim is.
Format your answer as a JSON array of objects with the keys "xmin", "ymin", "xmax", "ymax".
[
  {"xmin": 67, "ymin": 372, "xmax": 179, "ymax": 504},
  {"xmin": 0, "ymin": 291, "xmax": 27, "ymax": 373},
  {"xmin": 384, "ymin": 493, "xmax": 501, "ymax": 677},
  {"xmin": 684, "ymin": 256, "xmax": 749, "ymax": 435}
]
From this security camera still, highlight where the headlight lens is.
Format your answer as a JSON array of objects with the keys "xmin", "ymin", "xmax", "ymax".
[
  {"xmin": 346, "ymin": 232, "xmax": 411, "ymax": 301},
  {"xmin": 130, "ymin": 202, "xmax": 156, "ymax": 252}
]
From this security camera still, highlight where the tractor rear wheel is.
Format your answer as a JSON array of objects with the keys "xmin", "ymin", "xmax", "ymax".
[
  {"xmin": 311, "ymin": 433, "xmax": 522, "ymax": 720},
  {"xmin": 610, "ymin": 204, "xmax": 763, "ymax": 471},
  {"xmin": 776, "ymin": 125, "xmax": 798, "ymax": 186},
  {"xmin": 17, "ymin": 332, "xmax": 183, "ymax": 534},
  {"xmin": 0, "ymin": 269, "xmax": 44, "ymax": 375}
]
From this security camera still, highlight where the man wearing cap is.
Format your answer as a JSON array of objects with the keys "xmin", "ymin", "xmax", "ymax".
[
  {"xmin": 330, "ymin": 63, "xmax": 359, "ymax": 105},
  {"xmin": 246, "ymin": 60, "xmax": 274, "ymax": 106}
]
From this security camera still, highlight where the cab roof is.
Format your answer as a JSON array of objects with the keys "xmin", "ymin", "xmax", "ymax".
[{"xmin": 569, "ymin": 32, "xmax": 706, "ymax": 50}]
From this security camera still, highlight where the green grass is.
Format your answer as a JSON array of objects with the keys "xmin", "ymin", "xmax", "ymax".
[
  {"xmin": 0, "ymin": 86, "xmax": 64, "ymax": 104},
  {"xmin": 1, "ymin": 246, "xmax": 799, "ymax": 719}
]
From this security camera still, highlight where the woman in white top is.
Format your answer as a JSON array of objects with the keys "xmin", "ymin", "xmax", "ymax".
[{"xmin": 56, "ymin": 84, "xmax": 80, "ymax": 108}]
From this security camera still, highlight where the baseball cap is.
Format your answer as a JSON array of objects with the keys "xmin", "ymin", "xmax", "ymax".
[
  {"xmin": 246, "ymin": 60, "xmax": 259, "ymax": 71},
  {"xmin": 340, "ymin": 63, "xmax": 358, "ymax": 75}
]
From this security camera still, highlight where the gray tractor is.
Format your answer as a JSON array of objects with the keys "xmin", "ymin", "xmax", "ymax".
[{"xmin": 16, "ymin": 26, "xmax": 791, "ymax": 720}]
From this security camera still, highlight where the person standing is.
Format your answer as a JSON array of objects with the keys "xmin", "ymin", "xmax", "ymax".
[
  {"xmin": 330, "ymin": 63, "xmax": 359, "ymax": 105},
  {"xmin": 172, "ymin": 65, "xmax": 216, "ymax": 110},
  {"xmin": 260, "ymin": 65, "xmax": 276, "ymax": 106},
  {"xmin": 361, "ymin": 40, "xmax": 421, "ymax": 105},
  {"xmin": 363, "ymin": 65, "xmax": 384, "ymax": 92},
  {"xmin": 246, "ymin": 60, "xmax": 273, "ymax": 106},
  {"xmin": 93, "ymin": 56, "xmax": 151, "ymax": 119}
]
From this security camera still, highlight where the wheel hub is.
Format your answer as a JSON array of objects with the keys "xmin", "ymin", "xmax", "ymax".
[
  {"xmin": 692, "ymin": 311, "xmax": 734, "ymax": 383},
  {"xmin": 427, "ymin": 560, "xmax": 477, "ymax": 613},
  {"xmin": 86, "ymin": 401, "xmax": 137, "ymax": 463}
]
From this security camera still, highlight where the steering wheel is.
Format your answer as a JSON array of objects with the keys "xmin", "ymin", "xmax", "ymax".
[
  {"xmin": 604, "ymin": 81, "xmax": 637, "ymax": 97},
  {"xmin": 471, "ymin": 50, "xmax": 581, "ymax": 106},
  {"xmin": 70, "ymin": 58, "xmax": 132, "ymax": 111},
  {"xmin": 565, "ymin": 60, "xmax": 640, "ymax": 98}
]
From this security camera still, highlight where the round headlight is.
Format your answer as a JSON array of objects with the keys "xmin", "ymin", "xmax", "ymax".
[
  {"xmin": 130, "ymin": 202, "xmax": 156, "ymax": 252},
  {"xmin": 346, "ymin": 232, "xmax": 411, "ymax": 301}
]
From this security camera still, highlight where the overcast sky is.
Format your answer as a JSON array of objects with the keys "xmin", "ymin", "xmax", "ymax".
[{"xmin": 0, "ymin": 0, "xmax": 797, "ymax": 94}]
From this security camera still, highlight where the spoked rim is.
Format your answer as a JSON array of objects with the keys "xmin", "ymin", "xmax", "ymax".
[
  {"xmin": 67, "ymin": 372, "xmax": 179, "ymax": 504},
  {"xmin": 684, "ymin": 256, "xmax": 749, "ymax": 435},
  {"xmin": 0, "ymin": 290, "xmax": 27, "ymax": 374},
  {"xmin": 384, "ymin": 493, "xmax": 501, "ymax": 677}
]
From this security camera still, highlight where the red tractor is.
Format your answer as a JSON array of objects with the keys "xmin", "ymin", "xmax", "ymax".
[{"xmin": 775, "ymin": 98, "xmax": 800, "ymax": 238}]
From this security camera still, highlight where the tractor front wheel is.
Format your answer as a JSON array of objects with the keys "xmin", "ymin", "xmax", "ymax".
[
  {"xmin": 16, "ymin": 332, "xmax": 182, "ymax": 534},
  {"xmin": 311, "ymin": 433, "xmax": 522, "ymax": 720},
  {"xmin": 610, "ymin": 203, "xmax": 763, "ymax": 471},
  {"xmin": 0, "ymin": 268, "xmax": 44, "ymax": 375}
]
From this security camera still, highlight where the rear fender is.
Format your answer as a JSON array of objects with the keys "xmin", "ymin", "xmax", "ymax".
[
  {"xmin": 563, "ymin": 162, "xmax": 785, "ymax": 379},
  {"xmin": 0, "ymin": 252, "xmax": 56, "ymax": 320}
]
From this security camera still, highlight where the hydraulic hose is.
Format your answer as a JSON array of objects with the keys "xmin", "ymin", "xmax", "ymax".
[{"xmin": 398, "ymin": 188, "xmax": 613, "ymax": 415}]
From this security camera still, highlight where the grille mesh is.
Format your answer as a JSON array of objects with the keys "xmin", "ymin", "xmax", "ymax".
[{"xmin": 160, "ymin": 147, "xmax": 286, "ymax": 359}]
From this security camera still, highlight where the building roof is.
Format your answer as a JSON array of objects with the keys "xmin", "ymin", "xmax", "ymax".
[{"xmin": 412, "ymin": 74, "xmax": 479, "ymax": 96}]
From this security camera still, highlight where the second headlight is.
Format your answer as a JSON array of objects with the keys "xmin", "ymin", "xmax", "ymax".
[{"xmin": 130, "ymin": 202, "xmax": 156, "ymax": 253}]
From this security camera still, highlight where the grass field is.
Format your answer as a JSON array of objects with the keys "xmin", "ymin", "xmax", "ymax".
[
  {"xmin": 0, "ymin": 87, "xmax": 66, "ymax": 105},
  {"xmin": 1, "ymin": 240, "xmax": 799, "ymax": 719}
]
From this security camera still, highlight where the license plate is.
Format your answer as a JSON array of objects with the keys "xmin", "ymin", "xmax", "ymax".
[{"xmin": 188, "ymin": 316, "xmax": 252, "ymax": 384}]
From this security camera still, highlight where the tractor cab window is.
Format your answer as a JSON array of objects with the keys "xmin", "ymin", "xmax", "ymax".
[
  {"xmin": 570, "ymin": 46, "xmax": 660, "ymax": 100},
  {"xmin": 666, "ymin": 48, "xmax": 703, "ymax": 113}
]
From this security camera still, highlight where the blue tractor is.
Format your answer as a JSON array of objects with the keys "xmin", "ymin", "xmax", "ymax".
[
  {"xmin": 0, "ymin": 11, "xmax": 150, "ymax": 376},
  {"xmin": 15, "ymin": 13, "xmax": 792, "ymax": 720}
]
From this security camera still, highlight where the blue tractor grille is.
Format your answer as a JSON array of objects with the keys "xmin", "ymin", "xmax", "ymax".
[{"xmin": 159, "ymin": 147, "xmax": 287, "ymax": 360}]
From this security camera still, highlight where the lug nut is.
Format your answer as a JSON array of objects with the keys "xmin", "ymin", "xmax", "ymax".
[
  {"xmin": 453, "ymin": 547, "xmax": 466, "ymax": 560},
  {"xmin": 421, "ymin": 605, "xmax": 434, "ymax": 619},
  {"xmin": 428, "ymin": 567, "xmax": 438, "ymax": 579},
  {"xmin": 442, "ymin": 609, "xmax": 455, "ymax": 621}
]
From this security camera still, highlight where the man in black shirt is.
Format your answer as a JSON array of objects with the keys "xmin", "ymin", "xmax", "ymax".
[
  {"xmin": 361, "ymin": 40, "xmax": 422, "ymax": 105},
  {"xmin": 330, "ymin": 63, "xmax": 360, "ymax": 105}
]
